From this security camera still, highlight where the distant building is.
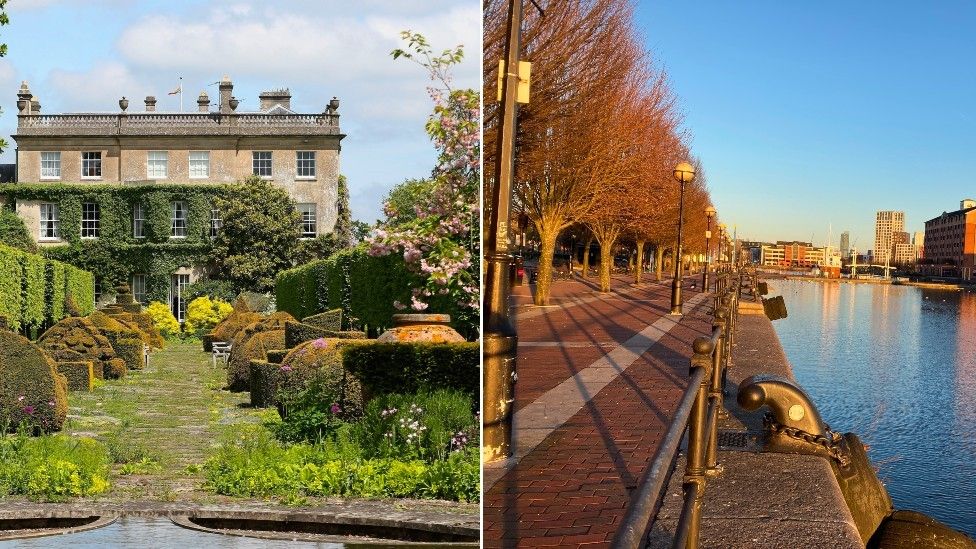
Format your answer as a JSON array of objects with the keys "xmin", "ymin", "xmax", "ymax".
[
  {"xmin": 840, "ymin": 231, "xmax": 850, "ymax": 259},
  {"xmin": 914, "ymin": 231, "xmax": 925, "ymax": 261},
  {"xmin": 892, "ymin": 231, "xmax": 915, "ymax": 264},
  {"xmin": 874, "ymin": 210, "xmax": 905, "ymax": 265},
  {"xmin": 921, "ymin": 199, "xmax": 976, "ymax": 280}
]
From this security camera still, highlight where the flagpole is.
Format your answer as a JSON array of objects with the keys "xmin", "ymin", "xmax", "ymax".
[{"xmin": 180, "ymin": 76, "xmax": 183, "ymax": 112}]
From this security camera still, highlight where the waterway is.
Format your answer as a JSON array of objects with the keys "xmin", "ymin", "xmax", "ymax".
[{"xmin": 771, "ymin": 279, "xmax": 976, "ymax": 537}]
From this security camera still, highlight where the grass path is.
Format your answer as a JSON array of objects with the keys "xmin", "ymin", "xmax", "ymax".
[{"xmin": 65, "ymin": 340, "xmax": 264, "ymax": 502}]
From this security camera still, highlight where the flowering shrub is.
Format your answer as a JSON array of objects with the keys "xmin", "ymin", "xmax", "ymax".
[
  {"xmin": 368, "ymin": 32, "xmax": 479, "ymax": 330},
  {"xmin": 184, "ymin": 296, "xmax": 234, "ymax": 337},
  {"xmin": 145, "ymin": 301, "xmax": 180, "ymax": 338}
]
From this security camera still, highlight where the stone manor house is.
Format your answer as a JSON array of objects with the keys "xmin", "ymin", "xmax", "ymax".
[{"xmin": 0, "ymin": 76, "xmax": 345, "ymax": 321}]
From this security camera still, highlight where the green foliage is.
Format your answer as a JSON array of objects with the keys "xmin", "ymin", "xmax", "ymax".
[
  {"xmin": 203, "ymin": 424, "xmax": 478, "ymax": 502},
  {"xmin": 335, "ymin": 175, "xmax": 353, "ymax": 245},
  {"xmin": 292, "ymin": 233, "xmax": 348, "ymax": 266},
  {"xmin": 351, "ymin": 220, "xmax": 372, "ymax": 243},
  {"xmin": 184, "ymin": 279, "xmax": 236, "ymax": 302},
  {"xmin": 342, "ymin": 342, "xmax": 479, "ymax": 402},
  {"xmin": 145, "ymin": 301, "xmax": 180, "ymax": 338},
  {"xmin": 383, "ymin": 178, "xmax": 436, "ymax": 224},
  {"xmin": 275, "ymin": 244, "xmax": 475, "ymax": 338},
  {"xmin": 0, "ymin": 330, "xmax": 69, "ymax": 433},
  {"xmin": 184, "ymin": 296, "xmax": 233, "ymax": 338},
  {"xmin": 0, "ymin": 432, "xmax": 111, "ymax": 500},
  {"xmin": 271, "ymin": 374, "xmax": 346, "ymax": 443},
  {"xmin": 212, "ymin": 175, "xmax": 301, "ymax": 293},
  {"xmin": 0, "ymin": 208, "xmax": 37, "ymax": 253},
  {"xmin": 350, "ymin": 390, "xmax": 476, "ymax": 462},
  {"xmin": 0, "ymin": 183, "xmax": 225, "ymax": 302},
  {"xmin": 0, "ymin": 244, "xmax": 93, "ymax": 333}
]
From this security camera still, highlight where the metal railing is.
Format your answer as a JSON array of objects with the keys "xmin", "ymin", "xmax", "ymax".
[{"xmin": 670, "ymin": 271, "xmax": 739, "ymax": 549}]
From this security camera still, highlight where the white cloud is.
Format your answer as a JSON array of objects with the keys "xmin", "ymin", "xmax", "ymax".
[{"xmin": 44, "ymin": 62, "xmax": 149, "ymax": 112}]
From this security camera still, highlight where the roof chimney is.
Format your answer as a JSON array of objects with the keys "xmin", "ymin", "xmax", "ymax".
[
  {"xmin": 259, "ymin": 88, "xmax": 291, "ymax": 111},
  {"xmin": 219, "ymin": 75, "xmax": 233, "ymax": 114},
  {"xmin": 16, "ymin": 81, "xmax": 32, "ymax": 115},
  {"xmin": 30, "ymin": 97, "xmax": 40, "ymax": 114},
  {"xmin": 197, "ymin": 91, "xmax": 210, "ymax": 112},
  {"xmin": 145, "ymin": 96, "xmax": 157, "ymax": 112}
]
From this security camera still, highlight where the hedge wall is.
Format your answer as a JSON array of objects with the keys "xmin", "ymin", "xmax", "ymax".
[
  {"xmin": 342, "ymin": 342, "xmax": 479, "ymax": 404},
  {"xmin": 0, "ymin": 183, "xmax": 224, "ymax": 303},
  {"xmin": 275, "ymin": 245, "xmax": 473, "ymax": 338},
  {"xmin": 0, "ymin": 244, "xmax": 95, "ymax": 333}
]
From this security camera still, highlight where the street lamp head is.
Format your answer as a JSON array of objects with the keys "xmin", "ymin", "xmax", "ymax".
[
  {"xmin": 718, "ymin": 222, "xmax": 727, "ymax": 231},
  {"xmin": 704, "ymin": 206, "xmax": 716, "ymax": 219},
  {"xmin": 673, "ymin": 161, "xmax": 696, "ymax": 183}
]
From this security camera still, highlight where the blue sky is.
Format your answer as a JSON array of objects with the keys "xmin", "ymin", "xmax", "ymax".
[
  {"xmin": 635, "ymin": 1, "xmax": 976, "ymax": 250},
  {"xmin": 0, "ymin": 0, "xmax": 479, "ymax": 223}
]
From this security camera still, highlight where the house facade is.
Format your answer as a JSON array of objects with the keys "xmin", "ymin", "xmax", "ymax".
[{"xmin": 2, "ymin": 77, "xmax": 345, "ymax": 320}]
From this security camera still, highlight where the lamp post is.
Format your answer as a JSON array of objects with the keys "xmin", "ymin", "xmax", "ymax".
[
  {"xmin": 703, "ymin": 206, "xmax": 716, "ymax": 290},
  {"xmin": 670, "ymin": 161, "xmax": 695, "ymax": 315}
]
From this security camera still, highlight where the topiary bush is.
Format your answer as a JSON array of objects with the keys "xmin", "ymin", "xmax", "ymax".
[
  {"xmin": 57, "ymin": 361, "xmax": 95, "ymax": 392},
  {"xmin": 103, "ymin": 358, "xmax": 127, "ymax": 380},
  {"xmin": 0, "ymin": 330, "xmax": 69, "ymax": 432},
  {"xmin": 207, "ymin": 310, "xmax": 262, "ymax": 351},
  {"xmin": 284, "ymin": 320, "xmax": 365, "ymax": 349},
  {"xmin": 226, "ymin": 329, "xmax": 286, "ymax": 392},
  {"xmin": 36, "ymin": 317, "xmax": 119, "ymax": 381},
  {"xmin": 145, "ymin": 301, "xmax": 180, "ymax": 338},
  {"xmin": 113, "ymin": 338, "xmax": 145, "ymax": 371},
  {"xmin": 302, "ymin": 309, "xmax": 343, "ymax": 330},
  {"xmin": 249, "ymin": 360, "xmax": 282, "ymax": 408},
  {"xmin": 342, "ymin": 342, "xmax": 479, "ymax": 403},
  {"xmin": 275, "ymin": 338, "xmax": 371, "ymax": 420}
]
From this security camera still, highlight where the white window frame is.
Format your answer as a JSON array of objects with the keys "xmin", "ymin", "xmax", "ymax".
[
  {"xmin": 171, "ymin": 273, "xmax": 190, "ymax": 322},
  {"xmin": 81, "ymin": 151, "xmax": 102, "ymax": 179},
  {"xmin": 298, "ymin": 203, "xmax": 317, "ymax": 239},
  {"xmin": 252, "ymin": 151, "xmax": 272, "ymax": 178},
  {"xmin": 131, "ymin": 274, "xmax": 147, "ymax": 304},
  {"xmin": 133, "ymin": 203, "xmax": 146, "ymax": 238},
  {"xmin": 147, "ymin": 151, "xmax": 168, "ymax": 179},
  {"xmin": 296, "ymin": 151, "xmax": 316, "ymax": 179},
  {"xmin": 81, "ymin": 202, "xmax": 100, "ymax": 239},
  {"xmin": 210, "ymin": 208, "xmax": 221, "ymax": 238},
  {"xmin": 40, "ymin": 152, "xmax": 61, "ymax": 180},
  {"xmin": 39, "ymin": 203, "xmax": 60, "ymax": 240},
  {"xmin": 171, "ymin": 201, "xmax": 187, "ymax": 238},
  {"xmin": 189, "ymin": 151, "xmax": 210, "ymax": 179}
]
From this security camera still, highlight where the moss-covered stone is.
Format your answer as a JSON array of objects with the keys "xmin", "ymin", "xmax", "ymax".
[
  {"xmin": 226, "ymin": 329, "xmax": 286, "ymax": 392},
  {"xmin": 249, "ymin": 359, "xmax": 283, "ymax": 408},
  {"xmin": 0, "ymin": 330, "xmax": 69, "ymax": 432},
  {"xmin": 57, "ymin": 361, "xmax": 95, "ymax": 392},
  {"xmin": 37, "ymin": 317, "xmax": 118, "ymax": 380},
  {"xmin": 302, "ymin": 308, "xmax": 343, "ymax": 331}
]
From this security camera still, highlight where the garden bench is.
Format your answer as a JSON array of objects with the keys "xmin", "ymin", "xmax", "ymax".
[{"xmin": 212, "ymin": 342, "xmax": 232, "ymax": 367}]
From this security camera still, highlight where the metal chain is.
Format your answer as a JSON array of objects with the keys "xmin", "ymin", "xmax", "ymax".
[{"xmin": 763, "ymin": 413, "xmax": 851, "ymax": 467}]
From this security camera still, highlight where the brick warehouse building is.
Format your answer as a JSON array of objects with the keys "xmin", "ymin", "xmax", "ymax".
[
  {"xmin": 0, "ymin": 77, "xmax": 345, "ymax": 321},
  {"xmin": 921, "ymin": 199, "xmax": 976, "ymax": 281}
]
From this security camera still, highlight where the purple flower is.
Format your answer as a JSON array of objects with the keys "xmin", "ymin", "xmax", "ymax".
[
  {"xmin": 23, "ymin": 406, "xmax": 34, "ymax": 415},
  {"xmin": 330, "ymin": 403, "xmax": 341, "ymax": 414},
  {"xmin": 280, "ymin": 364, "xmax": 293, "ymax": 372},
  {"xmin": 17, "ymin": 395, "xmax": 25, "ymax": 402},
  {"xmin": 312, "ymin": 338, "xmax": 328, "ymax": 350}
]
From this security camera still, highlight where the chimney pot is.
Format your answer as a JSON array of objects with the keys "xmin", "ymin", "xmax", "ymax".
[
  {"xmin": 144, "ymin": 95, "xmax": 156, "ymax": 111},
  {"xmin": 219, "ymin": 76, "xmax": 234, "ymax": 114},
  {"xmin": 197, "ymin": 91, "xmax": 210, "ymax": 112}
]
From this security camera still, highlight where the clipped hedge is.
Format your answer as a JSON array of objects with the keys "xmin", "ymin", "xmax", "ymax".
[
  {"xmin": 276, "ymin": 338, "xmax": 371, "ymax": 416},
  {"xmin": 57, "ymin": 361, "xmax": 95, "ymax": 392},
  {"xmin": 284, "ymin": 320, "xmax": 366, "ymax": 348},
  {"xmin": 303, "ymin": 309, "xmax": 343, "ymax": 331},
  {"xmin": 249, "ymin": 360, "xmax": 282, "ymax": 408},
  {"xmin": 113, "ymin": 339, "xmax": 145, "ymax": 371},
  {"xmin": 274, "ymin": 245, "xmax": 473, "ymax": 338},
  {"xmin": 103, "ymin": 358, "xmax": 128, "ymax": 380},
  {"xmin": 0, "ymin": 244, "xmax": 94, "ymax": 333},
  {"xmin": 343, "ymin": 342, "xmax": 479, "ymax": 404},
  {"xmin": 37, "ymin": 317, "xmax": 118, "ymax": 381},
  {"xmin": 226, "ymin": 329, "xmax": 286, "ymax": 392},
  {"xmin": 0, "ymin": 330, "xmax": 69, "ymax": 432}
]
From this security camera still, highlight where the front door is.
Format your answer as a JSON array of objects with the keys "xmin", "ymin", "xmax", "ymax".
[{"xmin": 170, "ymin": 274, "xmax": 190, "ymax": 323}]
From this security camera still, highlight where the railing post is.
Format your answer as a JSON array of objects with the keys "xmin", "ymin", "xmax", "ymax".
[
  {"xmin": 678, "ymin": 337, "xmax": 714, "ymax": 549},
  {"xmin": 706, "ymin": 311, "xmax": 726, "ymax": 474}
]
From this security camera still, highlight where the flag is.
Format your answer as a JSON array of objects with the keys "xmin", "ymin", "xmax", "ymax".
[{"xmin": 167, "ymin": 85, "xmax": 181, "ymax": 96}]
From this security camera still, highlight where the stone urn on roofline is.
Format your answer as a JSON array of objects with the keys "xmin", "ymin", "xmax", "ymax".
[{"xmin": 376, "ymin": 314, "xmax": 465, "ymax": 343}]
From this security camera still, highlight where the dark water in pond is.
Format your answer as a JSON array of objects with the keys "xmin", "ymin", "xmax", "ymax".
[
  {"xmin": 0, "ymin": 517, "xmax": 345, "ymax": 548},
  {"xmin": 770, "ymin": 279, "xmax": 976, "ymax": 537}
]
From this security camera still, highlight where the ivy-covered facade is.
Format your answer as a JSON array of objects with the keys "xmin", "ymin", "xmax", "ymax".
[{"xmin": 5, "ymin": 77, "xmax": 346, "ymax": 320}]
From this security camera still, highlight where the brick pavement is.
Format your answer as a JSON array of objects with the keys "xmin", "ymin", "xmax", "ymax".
[{"xmin": 484, "ymin": 274, "xmax": 713, "ymax": 548}]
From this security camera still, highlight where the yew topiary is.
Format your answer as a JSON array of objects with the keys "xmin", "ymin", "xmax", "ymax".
[
  {"xmin": 113, "ymin": 338, "xmax": 145, "ymax": 370},
  {"xmin": 206, "ymin": 311, "xmax": 262, "ymax": 351},
  {"xmin": 276, "ymin": 338, "xmax": 371, "ymax": 418},
  {"xmin": 57, "ymin": 361, "xmax": 95, "ymax": 392},
  {"xmin": 0, "ymin": 330, "xmax": 69, "ymax": 432},
  {"xmin": 37, "ymin": 317, "xmax": 118, "ymax": 381},
  {"xmin": 226, "ymin": 329, "xmax": 286, "ymax": 392}
]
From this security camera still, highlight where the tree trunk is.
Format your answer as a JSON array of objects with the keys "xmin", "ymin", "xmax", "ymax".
[
  {"xmin": 581, "ymin": 236, "xmax": 593, "ymax": 279},
  {"xmin": 535, "ymin": 227, "xmax": 559, "ymax": 306},
  {"xmin": 599, "ymin": 238, "xmax": 615, "ymax": 292},
  {"xmin": 634, "ymin": 240, "xmax": 645, "ymax": 284},
  {"xmin": 655, "ymin": 245, "xmax": 665, "ymax": 282}
]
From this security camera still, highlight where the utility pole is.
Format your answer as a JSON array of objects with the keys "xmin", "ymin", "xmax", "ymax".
[{"xmin": 483, "ymin": 0, "xmax": 524, "ymax": 463}]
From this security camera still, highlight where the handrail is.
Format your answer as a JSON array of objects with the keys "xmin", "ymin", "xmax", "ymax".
[{"xmin": 613, "ymin": 269, "xmax": 740, "ymax": 549}]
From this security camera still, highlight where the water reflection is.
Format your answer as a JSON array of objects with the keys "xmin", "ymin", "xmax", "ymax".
[{"xmin": 772, "ymin": 280, "xmax": 976, "ymax": 536}]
